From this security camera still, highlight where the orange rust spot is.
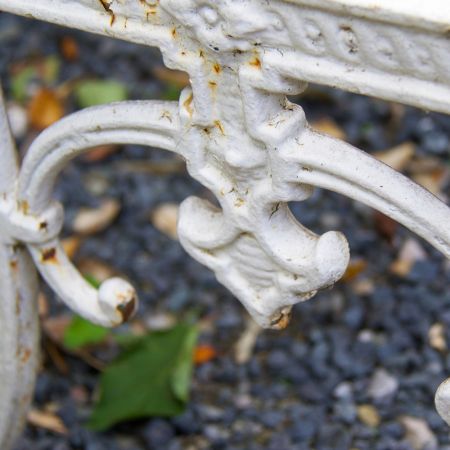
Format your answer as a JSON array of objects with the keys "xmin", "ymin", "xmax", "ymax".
[
  {"xmin": 98, "ymin": 0, "xmax": 115, "ymax": 26},
  {"xmin": 270, "ymin": 310, "xmax": 291, "ymax": 330},
  {"xmin": 172, "ymin": 27, "xmax": 177, "ymax": 38},
  {"xmin": 249, "ymin": 57, "xmax": 261, "ymax": 69},
  {"xmin": 208, "ymin": 81, "xmax": 217, "ymax": 89},
  {"xmin": 116, "ymin": 297, "xmax": 136, "ymax": 322},
  {"xmin": 183, "ymin": 92, "xmax": 193, "ymax": 116},
  {"xmin": 20, "ymin": 348, "xmax": 32, "ymax": 363},
  {"xmin": 213, "ymin": 63, "xmax": 221, "ymax": 74},
  {"xmin": 41, "ymin": 247, "xmax": 58, "ymax": 263},
  {"xmin": 10, "ymin": 260, "xmax": 18, "ymax": 270},
  {"xmin": 214, "ymin": 120, "xmax": 225, "ymax": 135}
]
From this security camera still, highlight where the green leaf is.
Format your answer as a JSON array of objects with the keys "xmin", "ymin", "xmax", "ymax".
[
  {"xmin": 43, "ymin": 56, "xmax": 61, "ymax": 84},
  {"xmin": 74, "ymin": 80, "xmax": 128, "ymax": 108},
  {"xmin": 161, "ymin": 83, "xmax": 182, "ymax": 101},
  {"xmin": 11, "ymin": 66, "xmax": 36, "ymax": 102},
  {"xmin": 88, "ymin": 322, "xmax": 199, "ymax": 430},
  {"xmin": 63, "ymin": 315, "xmax": 109, "ymax": 350},
  {"xmin": 84, "ymin": 273, "xmax": 102, "ymax": 289}
]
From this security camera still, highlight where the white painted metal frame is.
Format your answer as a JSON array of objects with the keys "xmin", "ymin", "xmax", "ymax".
[{"xmin": 0, "ymin": 0, "xmax": 450, "ymax": 447}]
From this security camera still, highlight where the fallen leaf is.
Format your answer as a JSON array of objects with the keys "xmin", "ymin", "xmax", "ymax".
[
  {"xmin": 412, "ymin": 168, "xmax": 448, "ymax": 200},
  {"xmin": 83, "ymin": 144, "xmax": 120, "ymax": 162},
  {"xmin": 373, "ymin": 141, "xmax": 415, "ymax": 172},
  {"xmin": 341, "ymin": 259, "xmax": 368, "ymax": 282},
  {"xmin": 150, "ymin": 203, "xmax": 179, "ymax": 240},
  {"xmin": 352, "ymin": 278, "xmax": 375, "ymax": 295},
  {"xmin": 152, "ymin": 66, "xmax": 190, "ymax": 89},
  {"xmin": 357, "ymin": 404, "xmax": 380, "ymax": 428},
  {"xmin": 44, "ymin": 339, "xmax": 70, "ymax": 375},
  {"xmin": 63, "ymin": 315, "xmax": 109, "ymax": 350},
  {"xmin": 428, "ymin": 323, "xmax": 447, "ymax": 352},
  {"xmin": 61, "ymin": 235, "xmax": 83, "ymax": 259},
  {"xmin": 60, "ymin": 36, "xmax": 79, "ymax": 61},
  {"xmin": 390, "ymin": 238, "xmax": 427, "ymax": 277},
  {"xmin": 73, "ymin": 198, "xmax": 121, "ymax": 235},
  {"xmin": 311, "ymin": 117, "xmax": 346, "ymax": 140},
  {"xmin": 40, "ymin": 56, "xmax": 61, "ymax": 85},
  {"xmin": 74, "ymin": 79, "xmax": 128, "ymax": 107},
  {"xmin": 399, "ymin": 415, "xmax": 437, "ymax": 450},
  {"xmin": 28, "ymin": 88, "xmax": 64, "ymax": 130},
  {"xmin": 38, "ymin": 291, "xmax": 49, "ymax": 318},
  {"xmin": 42, "ymin": 315, "xmax": 72, "ymax": 343},
  {"xmin": 234, "ymin": 317, "xmax": 262, "ymax": 364},
  {"xmin": 194, "ymin": 344, "xmax": 217, "ymax": 365},
  {"xmin": 373, "ymin": 211, "xmax": 398, "ymax": 242},
  {"xmin": 78, "ymin": 258, "xmax": 117, "ymax": 283},
  {"xmin": 27, "ymin": 409, "xmax": 68, "ymax": 435},
  {"xmin": 88, "ymin": 322, "xmax": 198, "ymax": 430},
  {"xmin": 11, "ymin": 65, "xmax": 36, "ymax": 102}
]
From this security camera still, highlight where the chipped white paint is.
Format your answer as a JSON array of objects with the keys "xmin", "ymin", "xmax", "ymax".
[{"xmin": 1, "ymin": 0, "xmax": 450, "ymax": 446}]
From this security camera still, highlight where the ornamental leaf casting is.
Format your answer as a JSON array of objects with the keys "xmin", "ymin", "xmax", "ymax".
[{"xmin": 1, "ymin": 0, "xmax": 450, "ymax": 446}]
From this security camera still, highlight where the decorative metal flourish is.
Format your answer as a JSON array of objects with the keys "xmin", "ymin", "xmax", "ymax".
[{"xmin": 1, "ymin": 0, "xmax": 450, "ymax": 446}]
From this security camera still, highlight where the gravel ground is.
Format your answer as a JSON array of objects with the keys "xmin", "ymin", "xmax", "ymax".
[{"xmin": 2, "ymin": 12, "xmax": 450, "ymax": 450}]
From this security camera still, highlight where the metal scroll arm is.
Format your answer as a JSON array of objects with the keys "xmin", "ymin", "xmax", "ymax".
[
  {"xmin": 15, "ymin": 100, "xmax": 182, "ymax": 325},
  {"xmin": 0, "ymin": 95, "xmax": 182, "ymax": 448}
]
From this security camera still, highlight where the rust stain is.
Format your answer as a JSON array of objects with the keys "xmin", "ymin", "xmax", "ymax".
[
  {"xmin": 214, "ymin": 120, "xmax": 225, "ymax": 135},
  {"xmin": 10, "ymin": 259, "xmax": 18, "ymax": 271},
  {"xmin": 160, "ymin": 111, "xmax": 173, "ymax": 122},
  {"xmin": 41, "ymin": 247, "xmax": 58, "ymax": 264},
  {"xmin": 18, "ymin": 200, "xmax": 29, "ymax": 215},
  {"xmin": 208, "ymin": 81, "xmax": 217, "ymax": 89},
  {"xmin": 116, "ymin": 297, "xmax": 136, "ymax": 322},
  {"xmin": 20, "ymin": 348, "xmax": 32, "ymax": 363},
  {"xmin": 39, "ymin": 221, "xmax": 48, "ymax": 231},
  {"xmin": 270, "ymin": 310, "xmax": 291, "ymax": 330},
  {"xmin": 234, "ymin": 198, "xmax": 244, "ymax": 207},
  {"xmin": 183, "ymin": 92, "xmax": 193, "ymax": 117},
  {"xmin": 249, "ymin": 57, "xmax": 261, "ymax": 69},
  {"xmin": 199, "ymin": 50, "xmax": 205, "ymax": 58},
  {"xmin": 213, "ymin": 63, "xmax": 221, "ymax": 74},
  {"xmin": 98, "ymin": 0, "xmax": 115, "ymax": 26},
  {"xmin": 172, "ymin": 27, "xmax": 177, "ymax": 38}
]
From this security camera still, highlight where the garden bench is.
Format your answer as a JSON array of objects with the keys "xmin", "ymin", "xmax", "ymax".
[{"xmin": 0, "ymin": 0, "xmax": 450, "ymax": 447}]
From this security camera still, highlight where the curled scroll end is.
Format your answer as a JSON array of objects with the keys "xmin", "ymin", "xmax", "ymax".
[
  {"xmin": 98, "ymin": 277, "xmax": 138, "ymax": 325},
  {"xmin": 435, "ymin": 378, "xmax": 450, "ymax": 426}
]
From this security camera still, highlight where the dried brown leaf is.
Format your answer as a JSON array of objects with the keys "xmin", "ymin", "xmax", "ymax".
[
  {"xmin": 28, "ymin": 88, "xmax": 64, "ymax": 130},
  {"xmin": 152, "ymin": 66, "xmax": 190, "ymax": 88},
  {"xmin": 150, "ymin": 203, "xmax": 179, "ymax": 240},
  {"xmin": 373, "ymin": 141, "xmax": 415, "ymax": 172},
  {"xmin": 27, "ymin": 409, "xmax": 68, "ymax": 435},
  {"xmin": 311, "ymin": 117, "xmax": 346, "ymax": 140},
  {"xmin": 73, "ymin": 198, "xmax": 121, "ymax": 235}
]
